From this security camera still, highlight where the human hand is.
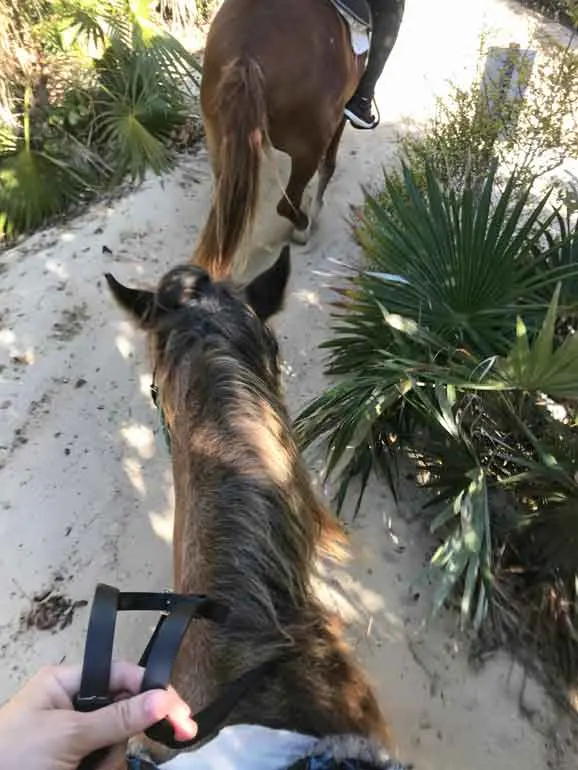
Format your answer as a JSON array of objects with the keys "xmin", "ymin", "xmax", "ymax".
[{"xmin": 0, "ymin": 661, "xmax": 197, "ymax": 770}]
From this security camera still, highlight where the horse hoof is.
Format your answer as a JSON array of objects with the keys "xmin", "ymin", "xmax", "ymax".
[{"xmin": 291, "ymin": 226, "xmax": 310, "ymax": 245}]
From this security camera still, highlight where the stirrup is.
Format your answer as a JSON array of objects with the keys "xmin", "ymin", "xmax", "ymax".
[{"xmin": 344, "ymin": 97, "xmax": 380, "ymax": 130}]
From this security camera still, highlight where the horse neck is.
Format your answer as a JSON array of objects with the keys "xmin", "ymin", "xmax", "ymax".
[{"xmin": 166, "ymin": 350, "xmax": 390, "ymax": 745}]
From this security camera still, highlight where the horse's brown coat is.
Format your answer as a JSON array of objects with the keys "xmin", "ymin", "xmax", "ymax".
[{"xmin": 106, "ymin": 250, "xmax": 392, "ymax": 763}]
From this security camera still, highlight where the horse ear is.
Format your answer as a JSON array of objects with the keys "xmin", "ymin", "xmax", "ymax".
[
  {"xmin": 245, "ymin": 245, "xmax": 291, "ymax": 322},
  {"xmin": 105, "ymin": 273, "xmax": 155, "ymax": 326}
]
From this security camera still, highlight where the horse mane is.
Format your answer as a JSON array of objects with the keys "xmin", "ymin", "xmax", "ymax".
[
  {"xmin": 152, "ymin": 286, "xmax": 346, "ymax": 620},
  {"xmin": 142, "ymin": 277, "xmax": 389, "ymax": 747}
]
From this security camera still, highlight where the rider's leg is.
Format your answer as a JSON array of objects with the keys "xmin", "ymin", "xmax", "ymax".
[{"xmin": 345, "ymin": 0, "xmax": 405, "ymax": 130}]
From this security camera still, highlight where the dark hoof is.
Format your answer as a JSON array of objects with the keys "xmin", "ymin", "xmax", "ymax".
[{"xmin": 277, "ymin": 199, "xmax": 308, "ymax": 231}]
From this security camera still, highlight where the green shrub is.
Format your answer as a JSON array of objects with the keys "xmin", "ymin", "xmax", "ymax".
[
  {"xmin": 296, "ymin": 164, "xmax": 578, "ymax": 685},
  {"xmin": 318, "ymin": 19, "xmax": 578, "ymax": 687},
  {"xmin": 515, "ymin": 0, "xmax": 578, "ymax": 28},
  {"xmin": 359, "ymin": 29, "xmax": 578, "ymax": 233},
  {"xmin": 0, "ymin": 0, "xmax": 201, "ymax": 239}
]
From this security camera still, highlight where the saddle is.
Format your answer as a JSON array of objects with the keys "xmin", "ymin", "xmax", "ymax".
[{"xmin": 328, "ymin": 0, "xmax": 372, "ymax": 56}]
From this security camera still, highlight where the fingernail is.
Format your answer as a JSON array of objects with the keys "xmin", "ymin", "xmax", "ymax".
[{"xmin": 174, "ymin": 719, "xmax": 198, "ymax": 741}]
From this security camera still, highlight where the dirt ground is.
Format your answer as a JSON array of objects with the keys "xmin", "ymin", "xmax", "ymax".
[{"xmin": 1, "ymin": 0, "xmax": 577, "ymax": 768}]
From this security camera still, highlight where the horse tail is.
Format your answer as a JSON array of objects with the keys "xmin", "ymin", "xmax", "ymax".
[{"xmin": 195, "ymin": 57, "xmax": 267, "ymax": 278}]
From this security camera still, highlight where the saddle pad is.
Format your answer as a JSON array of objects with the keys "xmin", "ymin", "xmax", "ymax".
[
  {"xmin": 128, "ymin": 725, "xmax": 409, "ymax": 770},
  {"xmin": 158, "ymin": 725, "xmax": 317, "ymax": 770},
  {"xmin": 328, "ymin": 0, "xmax": 372, "ymax": 56}
]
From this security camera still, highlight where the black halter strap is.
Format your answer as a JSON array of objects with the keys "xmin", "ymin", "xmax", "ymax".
[{"xmin": 74, "ymin": 584, "xmax": 278, "ymax": 768}]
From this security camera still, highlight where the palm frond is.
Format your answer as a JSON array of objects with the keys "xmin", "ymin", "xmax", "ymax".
[
  {"xmin": 0, "ymin": 0, "xmax": 200, "ymax": 238},
  {"xmin": 63, "ymin": 6, "xmax": 117, "ymax": 52},
  {"xmin": 356, "ymin": 163, "xmax": 578, "ymax": 357},
  {"xmin": 298, "ymin": 158, "xmax": 578, "ymax": 662},
  {"xmin": 93, "ymin": 92, "xmax": 174, "ymax": 182},
  {"xmin": 496, "ymin": 284, "xmax": 578, "ymax": 399},
  {"xmin": 0, "ymin": 140, "xmax": 95, "ymax": 235},
  {"xmin": 427, "ymin": 468, "xmax": 492, "ymax": 630}
]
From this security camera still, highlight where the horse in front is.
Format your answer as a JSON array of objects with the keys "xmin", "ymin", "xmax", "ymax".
[{"xmin": 193, "ymin": 0, "xmax": 375, "ymax": 278}]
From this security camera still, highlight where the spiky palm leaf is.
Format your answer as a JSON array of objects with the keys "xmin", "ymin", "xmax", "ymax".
[
  {"xmin": 428, "ymin": 467, "xmax": 492, "ymax": 631},
  {"xmin": 496, "ymin": 284, "xmax": 578, "ymax": 398},
  {"xmin": 297, "ymin": 166, "xmax": 578, "ymax": 506},
  {"xmin": 296, "ymin": 164, "xmax": 578, "ymax": 637},
  {"xmin": 0, "ymin": 140, "xmax": 94, "ymax": 235},
  {"xmin": 411, "ymin": 303, "xmax": 578, "ymax": 629},
  {"xmin": 356, "ymin": 163, "xmax": 578, "ymax": 355},
  {"xmin": 65, "ymin": 0, "xmax": 201, "ymax": 88},
  {"xmin": 0, "ymin": 90, "xmax": 101, "ymax": 235},
  {"xmin": 540, "ymin": 208, "xmax": 578, "ymax": 309},
  {"xmin": 92, "ymin": 44, "xmax": 187, "ymax": 181}
]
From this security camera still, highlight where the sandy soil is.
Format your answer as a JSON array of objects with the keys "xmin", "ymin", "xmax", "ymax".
[{"xmin": 1, "ymin": 0, "xmax": 577, "ymax": 768}]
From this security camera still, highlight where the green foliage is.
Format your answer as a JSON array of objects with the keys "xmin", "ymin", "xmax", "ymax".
[
  {"xmin": 0, "ymin": 85, "xmax": 101, "ymax": 235},
  {"xmin": 497, "ymin": 284, "xmax": 578, "ymax": 396},
  {"xmin": 0, "ymin": 0, "xmax": 201, "ymax": 239},
  {"xmin": 296, "ymin": 164, "xmax": 578, "ymax": 682},
  {"xmin": 0, "ymin": 135, "xmax": 93, "ymax": 236},
  {"xmin": 359, "ymin": 29, "xmax": 578, "ymax": 235},
  {"xmin": 91, "ymin": 37, "xmax": 190, "ymax": 181},
  {"xmin": 515, "ymin": 0, "xmax": 578, "ymax": 28},
  {"xmin": 428, "ymin": 464, "xmax": 491, "ymax": 631}
]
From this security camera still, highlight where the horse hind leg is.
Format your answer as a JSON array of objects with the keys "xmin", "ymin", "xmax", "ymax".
[
  {"xmin": 310, "ymin": 118, "xmax": 346, "ymax": 227},
  {"xmin": 276, "ymin": 152, "xmax": 319, "ymax": 246}
]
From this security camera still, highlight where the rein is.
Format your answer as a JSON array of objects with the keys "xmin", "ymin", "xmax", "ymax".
[{"xmin": 75, "ymin": 584, "xmax": 280, "ymax": 770}]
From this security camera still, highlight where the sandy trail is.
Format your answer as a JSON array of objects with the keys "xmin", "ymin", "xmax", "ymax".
[{"xmin": 0, "ymin": 0, "xmax": 576, "ymax": 767}]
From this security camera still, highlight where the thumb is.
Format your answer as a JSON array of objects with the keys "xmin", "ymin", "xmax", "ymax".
[{"xmin": 78, "ymin": 690, "xmax": 169, "ymax": 751}]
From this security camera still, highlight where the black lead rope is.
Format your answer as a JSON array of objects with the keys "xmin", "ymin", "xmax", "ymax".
[{"xmin": 74, "ymin": 584, "xmax": 277, "ymax": 770}]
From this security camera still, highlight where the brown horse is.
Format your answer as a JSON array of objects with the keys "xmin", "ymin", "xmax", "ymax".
[
  {"xmin": 107, "ymin": 249, "xmax": 403, "ymax": 769},
  {"xmin": 194, "ymin": 0, "xmax": 368, "ymax": 278}
]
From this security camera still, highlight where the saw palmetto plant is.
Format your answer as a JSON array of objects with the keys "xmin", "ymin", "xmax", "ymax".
[{"xmin": 296, "ymin": 163, "xmax": 578, "ymax": 684}]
